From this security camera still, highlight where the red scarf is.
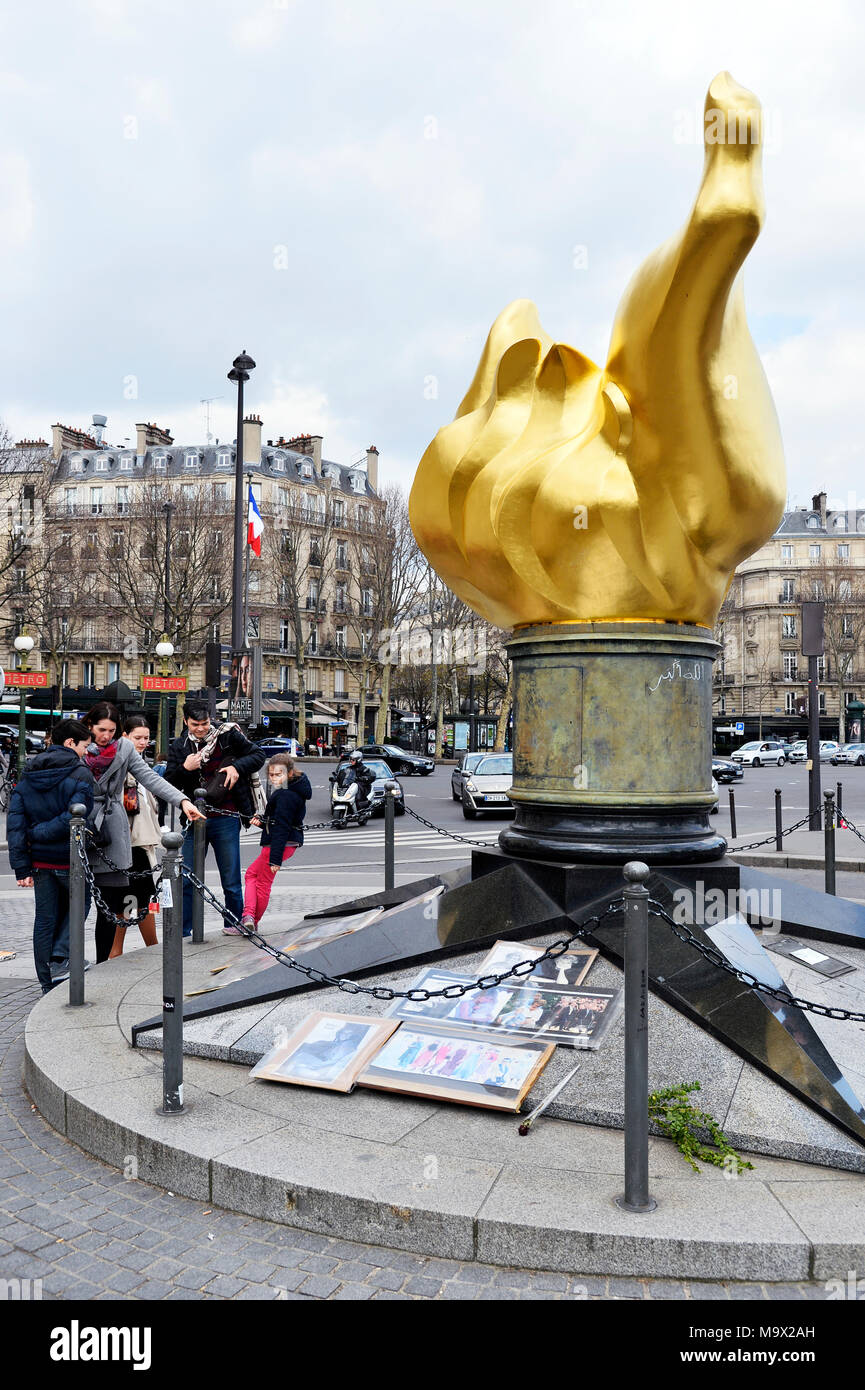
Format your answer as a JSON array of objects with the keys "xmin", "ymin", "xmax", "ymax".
[{"xmin": 85, "ymin": 740, "xmax": 118, "ymax": 780}]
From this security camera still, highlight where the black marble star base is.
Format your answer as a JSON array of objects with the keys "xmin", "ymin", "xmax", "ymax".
[{"xmin": 131, "ymin": 851, "xmax": 865, "ymax": 1151}]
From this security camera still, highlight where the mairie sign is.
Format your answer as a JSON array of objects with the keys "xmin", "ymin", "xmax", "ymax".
[
  {"xmin": 141, "ymin": 675, "xmax": 188, "ymax": 693},
  {"xmin": 5, "ymin": 670, "xmax": 49, "ymax": 689}
]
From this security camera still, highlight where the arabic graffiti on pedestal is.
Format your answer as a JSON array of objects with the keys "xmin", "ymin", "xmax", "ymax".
[{"xmin": 648, "ymin": 660, "xmax": 703, "ymax": 693}]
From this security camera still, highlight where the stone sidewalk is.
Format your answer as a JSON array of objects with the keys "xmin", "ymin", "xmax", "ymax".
[{"xmin": 0, "ymin": 979, "xmax": 839, "ymax": 1301}]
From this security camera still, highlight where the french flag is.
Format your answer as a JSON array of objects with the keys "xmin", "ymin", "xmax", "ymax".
[{"xmin": 247, "ymin": 484, "xmax": 263, "ymax": 556}]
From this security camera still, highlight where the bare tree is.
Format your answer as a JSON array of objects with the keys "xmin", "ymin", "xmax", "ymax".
[
  {"xmin": 371, "ymin": 484, "xmax": 425, "ymax": 742},
  {"xmin": 111, "ymin": 480, "xmax": 233, "ymax": 667},
  {"xmin": 809, "ymin": 561, "xmax": 865, "ymax": 741},
  {"xmin": 0, "ymin": 426, "xmax": 55, "ymax": 624},
  {"xmin": 265, "ymin": 488, "xmax": 336, "ymax": 747},
  {"xmin": 27, "ymin": 530, "xmax": 84, "ymax": 712}
]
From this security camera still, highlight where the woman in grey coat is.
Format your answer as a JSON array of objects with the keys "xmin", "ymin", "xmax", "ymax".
[{"xmin": 84, "ymin": 702, "xmax": 202, "ymax": 963}]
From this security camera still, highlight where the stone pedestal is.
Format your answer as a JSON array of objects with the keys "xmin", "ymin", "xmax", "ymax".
[{"xmin": 498, "ymin": 621, "xmax": 725, "ymax": 863}]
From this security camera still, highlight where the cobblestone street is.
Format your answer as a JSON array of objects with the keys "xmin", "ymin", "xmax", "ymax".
[{"xmin": 0, "ymin": 979, "xmax": 834, "ymax": 1302}]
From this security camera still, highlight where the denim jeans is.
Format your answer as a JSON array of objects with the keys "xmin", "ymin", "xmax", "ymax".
[
  {"xmin": 182, "ymin": 814, "xmax": 243, "ymax": 934},
  {"xmin": 32, "ymin": 869, "xmax": 91, "ymax": 993}
]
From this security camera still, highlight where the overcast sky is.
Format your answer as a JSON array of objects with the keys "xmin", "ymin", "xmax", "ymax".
[{"xmin": 2, "ymin": 0, "xmax": 863, "ymax": 508}]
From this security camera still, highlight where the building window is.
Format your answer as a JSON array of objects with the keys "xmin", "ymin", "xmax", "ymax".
[
  {"xmin": 782, "ymin": 614, "xmax": 797, "ymax": 638},
  {"xmin": 185, "ymin": 452, "xmax": 198, "ymax": 469},
  {"xmin": 306, "ymin": 580, "xmax": 319, "ymax": 609},
  {"xmin": 807, "ymin": 515, "xmax": 819, "ymax": 528},
  {"xmin": 250, "ymin": 482, "xmax": 262, "ymax": 507},
  {"xmin": 785, "ymin": 691, "xmax": 796, "ymax": 714},
  {"xmin": 95, "ymin": 456, "xmax": 107, "ymax": 472},
  {"xmin": 358, "ymin": 505, "xmax": 369, "ymax": 526},
  {"xmin": 116, "ymin": 486, "xmax": 129, "ymax": 514},
  {"xmin": 70, "ymin": 454, "xmax": 83, "ymax": 473},
  {"xmin": 214, "ymin": 482, "xmax": 228, "ymax": 503},
  {"xmin": 809, "ymin": 543, "xmax": 821, "ymax": 562},
  {"xmin": 120, "ymin": 454, "xmax": 132, "ymax": 471},
  {"xmin": 336, "ymin": 540, "xmax": 347, "ymax": 568},
  {"xmin": 249, "ymin": 570, "xmax": 260, "ymax": 593},
  {"xmin": 812, "ymin": 580, "xmax": 824, "ymax": 600},
  {"xmin": 719, "ymin": 695, "xmax": 726, "ymax": 714},
  {"xmin": 781, "ymin": 543, "xmax": 793, "ymax": 562},
  {"xmin": 335, "ymin": 582, "xmax": 347, "ymax": 613},
  {"xmin": 279, "ymin": 620, "xmax": 290, "ymax": 652},
  {"xmin": 817, "ymin": 656, "xmax": 827, "ymax": 681},
  {"xmin": 839, "ymin": 579, "xmax": 852, "ymax": 599},
  {"xmin": 334, "ymin": 666, "xmax": 346, "ymax": 695},
  {"xmin": 64, "ymin": 487, "xmax": 78, "ymax": 513},
  {"xmin": 210, "ymin": 621, "xmax": 220, "ymax": 644},
  {"xmin": 107, "ymin": 661, "xmax": 120, "ymax": 684},
  {"xmin": 279, "ymin": 664, "xmax": 291, "ymax": 691},
  {"xmin": 336, "ymin": 627, "xmax": 346, "ymax": 653},
  {"xmin": 308, "ymin": 626, "xmax": 318, "ymax": 655},
  {"xmin": 819, "ymin": 690, "xmax": 827, "ymax": 713},
  {"xmin": 333, "ymin": 499, "xmax": 344, "ymax": 526},
  {"xmin": 843, "ymin": 613, "xmax": 855, "ymax": 637},
  {"xmin": 152, "ymin": 455, "xmax": 166, "ymax": 471},
  {"xmin": 783, "ymin": 654, "xmax": 797, "ymax": 680},
  {"xmin": 781, "ymin": 579, "xmax": 794, "ymax": 601},
  {"xmin": 89, "ymin": 487, "xmax": 103, "ymax": 514},
  {"xmin": 61, "ymin": 660, "xmax": 69, "ymax": 686},
  {"xmin": 838, "ymin": 543, "xmax": 850, "ymax": 559},
  {"xmin": 846, "ymin": 691, "xmax": 858, "ymax": 707},
  {"xmin": 82, "ymin": 660, "xmax": 95, "ymax": 687},
  {"xmin": 143, "ymin": 660, "xmax": 155, "ymax": 676},
  {"xmin": 217, "ymin": 451, "xmax": 231, "ymax": 469},
  {"xmin": 272, "ymin": 455, "xmax": 284, "ymax": 472},
  {"xmin": 362, "ymin": 588, "xmax": 373, "ymax": 615}
]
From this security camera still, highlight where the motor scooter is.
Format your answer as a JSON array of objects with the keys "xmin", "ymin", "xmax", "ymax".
[{"xmin": 330, "ymin": 778, "xmax": 372, "ymax": 829}]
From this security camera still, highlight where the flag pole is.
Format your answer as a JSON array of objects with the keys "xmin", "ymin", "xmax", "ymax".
[{"xmin": 242, "ymin": 470, "xmax": 253, "ymax": 650}]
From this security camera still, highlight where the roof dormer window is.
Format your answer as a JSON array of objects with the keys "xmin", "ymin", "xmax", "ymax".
[
  {"xmin": 350, "ymin": 470, "xmax": 365, "ymax": 493},
  {"xmin": 152, "ymin": 454, "xmax": 166, "ymax": 471},
  {"xmin": 185, "ymin": 451, "xmax": 199, "ymax": 470},
  {"xmin": 70, "ymin": 454, "xmax": 83, "ymax": 472},
  {"xmin": 120, "ymin": 455, "xmax": 133, "ymax": 471},
  {"xmin": 301, "ymin": 461, "xmax": 313, "ymax": 480},
  {"xmin": 217, "ymin": 451, "xmax": 232, "ymax": 469},
  {"xmin": 806, "ymin": 515, "xmax": 819, "ymax": 527},
  {"xmin": 271, "ymin": 454, "xmax": 285, "ymax": 472}
]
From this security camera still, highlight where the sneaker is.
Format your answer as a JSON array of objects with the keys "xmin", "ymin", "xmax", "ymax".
[
  {"xmin": 49, "ymin": 958, "xmax": 91, "ymax": 983},
  {"xmin": 222, "ymin": 924, "xmax": 245, "ymax": 936}
]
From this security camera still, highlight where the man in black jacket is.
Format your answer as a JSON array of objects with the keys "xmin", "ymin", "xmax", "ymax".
[
  {"xmin": 165, "ymin": 700, "xmax": 267, "ymax": 936},
  {"xmin": 7, "ymin": 719, "xmax": 95, "ymax": 992}
]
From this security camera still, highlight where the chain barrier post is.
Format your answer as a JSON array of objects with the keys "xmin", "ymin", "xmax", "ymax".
[
  {"xmin": 728, "ymin": 788, "xmax": 737, "ymax": 840},
  {"xmin": 159, "ymin": 830, "xmax": 186, "ymax": 1115},
  {"xmin": 384, "ymin": 779, "xmax": 398, "ymax": 891},
  {"xmin": 616, "ymin": 862, "xmax": 656, "ymax": 1215},
  {"xmin": 191, "ymin": 791, "xmax": 207, "ymax": 943},
  {"xmin": 68, "ymin": 803, "xmax": 88, "ymax": 1007},
  {"xmin": 774, "ymin": 788, "xmax": 783, "ymax": 852},
  {"xmin": 824, "ymin": 790, "xmax": 836, "ymax": 898},
  {"xmin": 837, "ymin": 780, "xmax": 843, "ymax": 816}
]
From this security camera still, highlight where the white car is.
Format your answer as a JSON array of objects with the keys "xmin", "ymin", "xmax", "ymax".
[
  {"xmin": 461, "ymin": 753, "xmax": 514, "ymax": 818},
  {"xmin": 731, "ymin": 740, "xmax": 787, "ymax": 768}
]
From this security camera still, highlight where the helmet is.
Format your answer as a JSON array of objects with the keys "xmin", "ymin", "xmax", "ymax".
[{"xmin": 349, "ymin": 749, "xmax": 363, "ymax": 762}]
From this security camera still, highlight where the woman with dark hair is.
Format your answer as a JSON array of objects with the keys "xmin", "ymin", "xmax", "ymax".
[
  {"xmin": 106, "ymin": 715, "xmax": 163, "ymax": 958},
  {"xmin": 84, "ymin": 702, "xmax": 202, "ymax": 963}
]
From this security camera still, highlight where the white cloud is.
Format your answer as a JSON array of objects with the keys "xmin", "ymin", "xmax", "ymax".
[{"xmin": 0, "ymin": 153, "xmax": 33, "ymax": 251}]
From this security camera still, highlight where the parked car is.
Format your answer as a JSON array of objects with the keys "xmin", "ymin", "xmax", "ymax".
[
  {"xmin": 788, "ymin": 740, "xmax": 808, "ymax": 763},
  {"xmin": 818, "ymin": 741, "xmax": 842, "ymax": 762},
  {"xmin": 731, "ymin": 740, "xmax": 787, "ymax": 767},
  {"xmin": 712, "ymin": 756, "xmax": 743, "ymax": 784},
  {"xmin": 451, "ymin": 752, "xmax": 486, "ymax": 801},
  {"xmin": 461, "ymin": 752, "xmax": 514, "ymax": 818},
  {"xmin": 361, "ymin": 744, "xmax": 434, "ymax": 776},
  {"xmin": 832, "ymin": 743, "xmax": 865, "ymax": 766},
  {"xmin": 254, "ymin": 735, "xmax": 303, "ymax": 758},
  {"xmin": 710, "ymin": 776, "xmax": 719, "ymax": 812}
]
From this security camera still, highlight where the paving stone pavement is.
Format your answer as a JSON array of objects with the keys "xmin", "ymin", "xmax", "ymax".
[{"xmin": 0, "ymin": 979, "xmax": 836, "ymax": 1301}]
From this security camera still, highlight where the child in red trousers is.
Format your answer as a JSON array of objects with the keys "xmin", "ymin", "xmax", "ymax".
[{"xmin": 240, "ymin": 755, "xmax": 311, "ymax": 930}]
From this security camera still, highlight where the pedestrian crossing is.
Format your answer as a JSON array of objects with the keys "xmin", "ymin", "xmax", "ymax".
[{"xmin": 300, "ymin": 823, "xmax": 502, "ymax": 849}]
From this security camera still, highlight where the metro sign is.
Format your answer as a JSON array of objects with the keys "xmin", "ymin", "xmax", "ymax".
[
  {"xmin": 5, "ymin": 670, "xmax": 49, "ymax": 689},
  {"xmin": 141, "ymin": 675, "xmax": 188, "ymax": 693}
]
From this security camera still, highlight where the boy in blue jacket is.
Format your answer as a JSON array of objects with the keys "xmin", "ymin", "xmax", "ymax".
[
  {"xmin": 8, "ymin": 719, "xmax": 95, "ymax": 992},
  {"xmin": 239, "ymin": 754, "xmax": 311, "ymax": 931}
]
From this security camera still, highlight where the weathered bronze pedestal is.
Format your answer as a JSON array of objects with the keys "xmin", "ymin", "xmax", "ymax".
[{"xmin": 500, "ymin": 622, "xmax": 725, "ymax": 863}]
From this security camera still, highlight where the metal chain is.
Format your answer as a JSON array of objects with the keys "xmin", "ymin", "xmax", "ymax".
[
  {"xmin": 402, "ymin": 804, "xmax": 502, "ymax": 847},
  {"xmin": 730, "ymin": 812, "xmax": 812, "ymax": 852},
  {"xmin": 837, "ymin": 811, "xmax": 865, "ymax": 849},
  {"xmin": 649, "ymin": 898, "xmax": 865, "ymax": 1022},
  {"xmin": 74, "ymin": 829, "xmax": 159, "ymax": 929},
  {"xmin": 180, "ymin": 860, "xmax": 624, "ymax": 999}
]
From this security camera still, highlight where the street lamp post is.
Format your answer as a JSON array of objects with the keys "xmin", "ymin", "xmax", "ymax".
[
  {"xmin": 13, "ymin": 632, "xmax": 34, "ymax": 774},
  {"xmin": 227, "ymin": 351, "xmax": 256, "ymax": 653},
  {"xmin": 155, "ymin": 635, "xmax": 175, "ymax": 760}
]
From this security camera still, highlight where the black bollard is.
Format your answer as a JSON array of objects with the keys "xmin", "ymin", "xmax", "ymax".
[
  {"xmin": 159, "ymin": 830, "xmax": 186, "ymax": 1114},
  {"xmin": 775, "ymin": 788, "xmax": 783, "ymax": 852},
  {"xmin": 824, "ymin": 791, "xmax": 836, "ymax": 898},
  {"xmin": 190, "ymin": 791, "xmax": 208, "ymax": 944},
  {"xmin": 615, "ymin": 862, "xmax": 657, "ymax": 1215},
  {"xmin": 384, "ymin": 779, "xmax": 398, "ymax": 891},
  {"xmin": 837, "ymin": 780, "xmax": 843, "ymax": 816},
  {"xmin": 68, "ymin": 804, "xmax": 88, "ymax": 1007},
  {"xmin": 728, "ymin": 788, "xmax": 737, "ymax": 840}
]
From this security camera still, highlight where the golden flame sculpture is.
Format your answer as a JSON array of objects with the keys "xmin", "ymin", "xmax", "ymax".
[{"xmin": 410, "ymin": 73, "xmax": 786, "ymax": 631}]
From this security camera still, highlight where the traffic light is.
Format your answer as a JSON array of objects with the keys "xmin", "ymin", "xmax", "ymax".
[{"xmin": 205, "ymin": 642, "xmax": 221, "ymax": 688}]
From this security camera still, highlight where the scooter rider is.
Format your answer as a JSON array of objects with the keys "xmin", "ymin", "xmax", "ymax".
[{"xmin": 330, "ymin": 748, "xmax": 375, "ymax": 818}]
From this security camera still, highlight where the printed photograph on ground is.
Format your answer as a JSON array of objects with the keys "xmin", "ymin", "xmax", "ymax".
[
  {"xmin": 250, "ymin": 1012, "xmax": 400, "ymax": 1092},
  {"xmin": 478, "ymin": 939, "xmax": 599, "ymax": 988},
  {"xmin": 358, "ymin": 1022, "xmax": 553, "ymax": 1111},
  {"xmin": 386, "ymin": 968, "xmax": 622, "ymax": 1049}
]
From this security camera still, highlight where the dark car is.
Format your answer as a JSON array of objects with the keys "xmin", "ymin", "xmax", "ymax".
[
  {"xmin": 361, "ymin": 743, "xmax": 434, "ymax": 776},
  {"xmin": 712, "ymin": 756, "xmax": 743, "ymax": 784}
]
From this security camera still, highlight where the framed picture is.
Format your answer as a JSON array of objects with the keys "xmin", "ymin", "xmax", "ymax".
[
  {"xmin": 386, "ymin": 967, "xmax": 622, "ymax": 1050},
  {"xmin": 250, "ymin": 1012, "xmax": 400, "ymax": 1093},
  {"xmin": 358, "ymin": 1022, "xmax": 553, "ymax": 1112},
  {"xmin": 478, "ymin": 938, "xmax": 598, "ymax": 989}
]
